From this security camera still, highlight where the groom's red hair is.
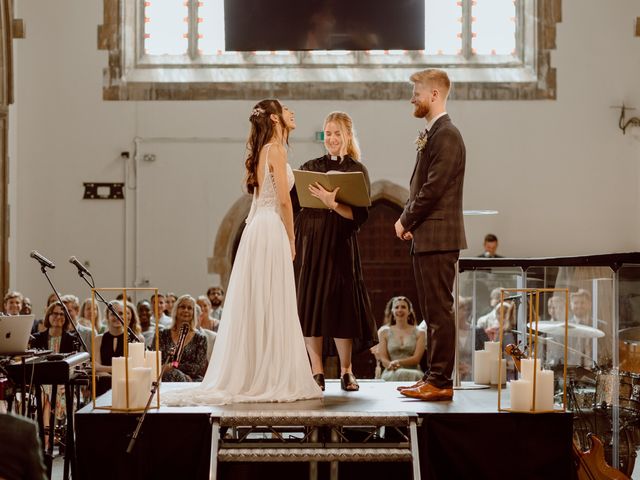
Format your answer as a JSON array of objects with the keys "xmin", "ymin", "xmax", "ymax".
[{"xmin": 410, "ymin": 69, "xmax": 451, "ymax": 99}]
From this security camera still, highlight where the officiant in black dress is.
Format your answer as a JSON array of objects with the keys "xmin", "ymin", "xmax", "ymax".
[{"xmin": 292, "ymin": 111, "xmax": 377, "ymax": 392}]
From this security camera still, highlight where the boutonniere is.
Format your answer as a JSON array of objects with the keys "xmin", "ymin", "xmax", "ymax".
[{"xmin": 415, "ymin": 130, "xmax": 427, "ymax": 152}]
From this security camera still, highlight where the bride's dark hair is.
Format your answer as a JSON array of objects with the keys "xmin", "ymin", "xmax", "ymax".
[{"xmin": 245, "ymin": 99, "xmax": 288, "ymax": 194}]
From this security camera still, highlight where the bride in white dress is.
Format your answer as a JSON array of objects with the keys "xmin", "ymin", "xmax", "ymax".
[{"xmin": 162, "ymin": 100, "xmax": 323, "ymax": 405}]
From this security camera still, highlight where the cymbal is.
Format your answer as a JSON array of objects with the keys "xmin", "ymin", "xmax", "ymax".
[
  {"xmin": 619, "ymin": 326, "xmax": 640, "ymax": 342},
  {"xmin": 527, "ymin": 321, "xmax": 605, "ymax": 339}
]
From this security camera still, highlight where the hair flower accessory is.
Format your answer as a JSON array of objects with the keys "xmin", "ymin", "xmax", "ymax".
[
  {"xmin": 251, "ymin": 107, "xmax": 265, "ymax": 117},
  {"xmin": 415, "ymin": 130, "xmax": 427, "ymax": 152}
]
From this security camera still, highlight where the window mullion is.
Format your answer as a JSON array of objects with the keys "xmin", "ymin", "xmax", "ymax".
[
  {"xmin": 461, "ymin": 0, "xmax": 473, "ymax": 59},
  {"xmin": 514, "ymin": 0, "xmax": 525, "ymax": 61},
  {"xmin": 136, "ymin": 0, "xmax": 145, "ymax": 63},
  {"xmin": 188, "ymin": 0, "xmax": 198, "ymax": 60}
]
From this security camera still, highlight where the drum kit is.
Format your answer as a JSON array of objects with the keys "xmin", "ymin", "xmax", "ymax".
[{"xmin": 525, "ymin": 322, "xmax": 640, "ymax": 477}]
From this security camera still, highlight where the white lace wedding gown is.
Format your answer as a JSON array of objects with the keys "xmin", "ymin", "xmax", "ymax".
[{"xmin": 162, "ymin": 144, "xmax": 322, "ymax": 405}]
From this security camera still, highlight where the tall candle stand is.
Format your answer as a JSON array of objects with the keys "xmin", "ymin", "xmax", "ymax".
[
  {"xmin": 497, "ymin": 288, "xmax": 569, "ymax": 413},
  {"xmin": 90, "ymin": 287, "xmax": 162, "ymax": 412}
]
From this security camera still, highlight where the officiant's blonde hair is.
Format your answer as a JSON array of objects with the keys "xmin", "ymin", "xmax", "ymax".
[
  {"xmin": 410, "ymin": 69, "xmax": 451, "ymax": 99},
  {"xmin": 324, "ymin": 111, "xmax": 361, "ymax": 161}
]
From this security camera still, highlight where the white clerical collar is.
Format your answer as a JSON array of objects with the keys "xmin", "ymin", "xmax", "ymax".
[
  {"xmin": 329, "ymin": 155, "xmax": 342, "ymax": 162},
  {"xmin": 426, "ymin": 111, "xmax": 447, "ymax": 132}
]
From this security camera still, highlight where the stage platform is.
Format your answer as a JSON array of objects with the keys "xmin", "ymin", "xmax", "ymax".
[{"xmin": 75, "ymin": 381, "xmax": 574, "ymax": 480}]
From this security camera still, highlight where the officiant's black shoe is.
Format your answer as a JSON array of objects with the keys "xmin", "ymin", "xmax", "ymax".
[
  {"xmin": 341, "ymin": 372, "xmax": 359, "ymax": 392},
  {"xmin": 313, "ymin": 374, "xmax": 325, "ymax": 391}
]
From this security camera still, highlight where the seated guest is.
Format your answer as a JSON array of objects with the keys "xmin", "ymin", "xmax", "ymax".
[
  {"xmin": 547, "ymin": 295, "xmax": 566, "ymax": 322},
  {"xmin": 206, "ymin": 286, "xmax": 225, "ymax": 320},
  {"xmin": 157, "ymin": 294, "xmax": 208, "ymax": 382},
  {"xmin": 476, "ymin": 300, "xmax": 516, "ymax": 342},
  {"xmin": 377, "ymin": 296, "xmax": 425, "ymax": 382},
  {"xmin": 31, "ymin": 292, "xmax": 59, "ymax": 334},
  {"xmin": 61, "ymin": 294, "xmax": 92, "ymax": 353},
  {"xmin": 30, "ymin": 302, "xmax": 79, "ymax": 435},
  {"xmin": 94, "ymin": 300, "xmax": 144, "ymax": 375},
  {"xmin": 564, "ymin": 289, "xmax": 603, "ymax": 367},
  {"xmin": 3, "ymin": 291, "xmax": 23, "ymax": 315},
  {"xmin": 478, "ymin": 233, "xmax": 503, "ymax": 258},
  {"xmin": 30, "ymin": 301, "xmax": 78, "ymax": 353},
  {"xmin": 150, "ymin": 293, "xmax": 172, "ymax": 328},
  {"xmin": 196, "ymin": 295, "xmax": 219, "ymax": 332},
  {"xmin": 0, "ymin": 413, "xmax": 47, "ymax": 480},
  {"xmin": 78, "ymin": 297, "xmax": 104, "ymax": 334},
  {"xmin": 165, "ymin": 292, "xmax": 177, "ymax": 317},
  {"xmin": 115, "ymin": 292, "xmax": 133, "ymax": 303},
  {"xmin": 195, "ymin": 302, "xmax": 217, "ymax": 360},
  {"xmin": 489, "ymin": 287, "xmax": 502, "ymax": 308},
  {"xmin": 20, "ymin": 296, "xmax": 32, "ymax": 315},
  {"xmin": 137, "ymin": 300, "xmax": 156, "ymax": 348}
]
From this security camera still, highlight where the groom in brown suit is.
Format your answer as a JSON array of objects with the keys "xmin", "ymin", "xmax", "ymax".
[{"xmin": 394, "ymin": 69, "xmax": 466, "ymax": 401}]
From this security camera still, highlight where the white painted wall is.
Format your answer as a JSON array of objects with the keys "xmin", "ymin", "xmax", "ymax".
[{"xmin": 9, "ymin": 0, "xmax": 640, "ymax": 316}]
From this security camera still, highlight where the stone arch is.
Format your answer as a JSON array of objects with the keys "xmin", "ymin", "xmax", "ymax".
[
  {"xmin": 208, "ymin": 194, "xmax": 252, "ymax": 288},
  {"xmin": 209, "ymin": 180, "xmax": 409, "ymax": 289},
  {"xmin": 370, "ymin": 179, "xmax": 408, "ymax": 206}
]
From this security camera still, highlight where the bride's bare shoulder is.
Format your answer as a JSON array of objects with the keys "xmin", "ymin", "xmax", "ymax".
[{"xmin": 267, "ymin": 143, "xmax": 287, "ymax": 164}]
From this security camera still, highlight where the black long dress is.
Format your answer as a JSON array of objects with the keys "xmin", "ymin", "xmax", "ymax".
[{"xmin": 292, "ymin": 155, "xmax": 378, "ymax": 354}]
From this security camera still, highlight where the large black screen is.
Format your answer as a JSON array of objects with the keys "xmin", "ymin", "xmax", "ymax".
[{"xmin": 224, "ymin": 0, "xmax": 425, "ymax": 51}]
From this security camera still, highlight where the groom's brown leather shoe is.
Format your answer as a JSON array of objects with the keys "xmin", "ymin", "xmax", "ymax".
[
  {"xmin": 396, "ymin": 379, "xmax": 426, "ymax": 392},
  {"xmin": 400, "ymin": 383, "xmax": 453, "ymax": 401}
]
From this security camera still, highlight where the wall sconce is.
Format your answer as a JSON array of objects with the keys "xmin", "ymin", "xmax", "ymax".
[{"xmin": 617, "ymin": 104, "xmax": 640, "ymax": 134}]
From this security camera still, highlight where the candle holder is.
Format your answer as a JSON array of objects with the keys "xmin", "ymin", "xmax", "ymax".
[
  {"xmin": 497, "ymin": 288, "xmax": 569, "ymax": 414},
  {"xmin": 90, "ymin": 287, "xmax": 161, "ymax": 412}
]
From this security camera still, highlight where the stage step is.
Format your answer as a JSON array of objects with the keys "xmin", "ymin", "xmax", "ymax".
[
  {"xmin": 209, "ymin": 411, "xmax": 421, "ymax": 480},
  {"xmin": 218, "ymin": 411, "xmax": 413, "ymax": 427},
  {"xmin": 218, "ymin": 447, "xmax": 413, "ymax": 462}
]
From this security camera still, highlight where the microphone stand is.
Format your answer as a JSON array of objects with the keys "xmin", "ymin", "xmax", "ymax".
[
  {"xmin": 38, "ymin": 265, "xmax": 90, "ymax": 354},
  {"xmin": 126, "ymin": 323, "xmax": 190, "ymax": 454},
  {"xmin": 72, "ymin": 266, "xmax": 141, "ymax": 344}
]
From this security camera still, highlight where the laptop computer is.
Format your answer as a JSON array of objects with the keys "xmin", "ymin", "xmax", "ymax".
[{"xmin": 0, "ymin": 314, "xmax": 35, "ymax": 355}]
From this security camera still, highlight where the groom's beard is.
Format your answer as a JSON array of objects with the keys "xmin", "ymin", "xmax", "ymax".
[{"xmin": 413, "ymin": 102, "xmax": 429, "ymax": 119}]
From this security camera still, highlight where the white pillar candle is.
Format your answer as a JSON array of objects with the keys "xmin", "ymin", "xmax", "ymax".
[
  {"xmin": 111, "ymin": 357, "xmax": 127, "ymax": 409},
  {"xmin": 144, "ymin": 350, "xmax": 162, "ymax": 383},
  {"xmin": 128, "ymin": 342, "xmax": 146, "ymax": 369},
  {"xmin": 510, "ymin": 379, "xmax": 532, "ymax": 411},
  {"xmin": 112, "ymin": 379, "xmax": 127, "ymax": 410},
  {"xmin": 474, "ymin": 350, "xmax": 492, "ymax": 385},
  {"xmin": 520, "ymin": 358, "xmax": 541, "ymax": 382},
  {"xmin": 484, "ymin": 341, "xmax": 501, "ymax": 358},
  {"xmin": 129, "ymin": 367, "xmax": 152, "ymax": 410},
  {"xmin": 533, "ymin": 369, "xmax": 555, "ymax": 411},
  {"xmin": 490, "ymin": 358, "xmax": 507, "ymax": 385}
]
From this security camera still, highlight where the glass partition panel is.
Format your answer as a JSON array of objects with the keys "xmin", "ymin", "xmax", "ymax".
[
  {"xmin": 457, "ymin": 267, "xmax": 523, "ymax": 382},
  {"xmin": 614, "ymin": 263, "xmax": 640, "ymax": 475},
  {"xmin": 458, "ymin": 256, "xmax": 640, "ymax": 476},
  {"xmin": 527, "ymin": 266, "xmax": 615, "ymax": 371}
]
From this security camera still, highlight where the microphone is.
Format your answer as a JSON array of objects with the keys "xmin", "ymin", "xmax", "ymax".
[
  {"xmin": 502, "ymin": 293, "xmax": 533, "ymax": 302},
  {"xmin": 30, "ymin": 250, "xmax": 55, "ymax": 269},
  {"xmin": 69, "ymin": 256, "xmax": 91, "ymax": 276},
  {"xmin": 171, "ymin": 323, "xmax": 190, "ymax": 368},
  {"xmin": 502, "ymin": 294, "xmax": 522, "ymax": 302}
]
